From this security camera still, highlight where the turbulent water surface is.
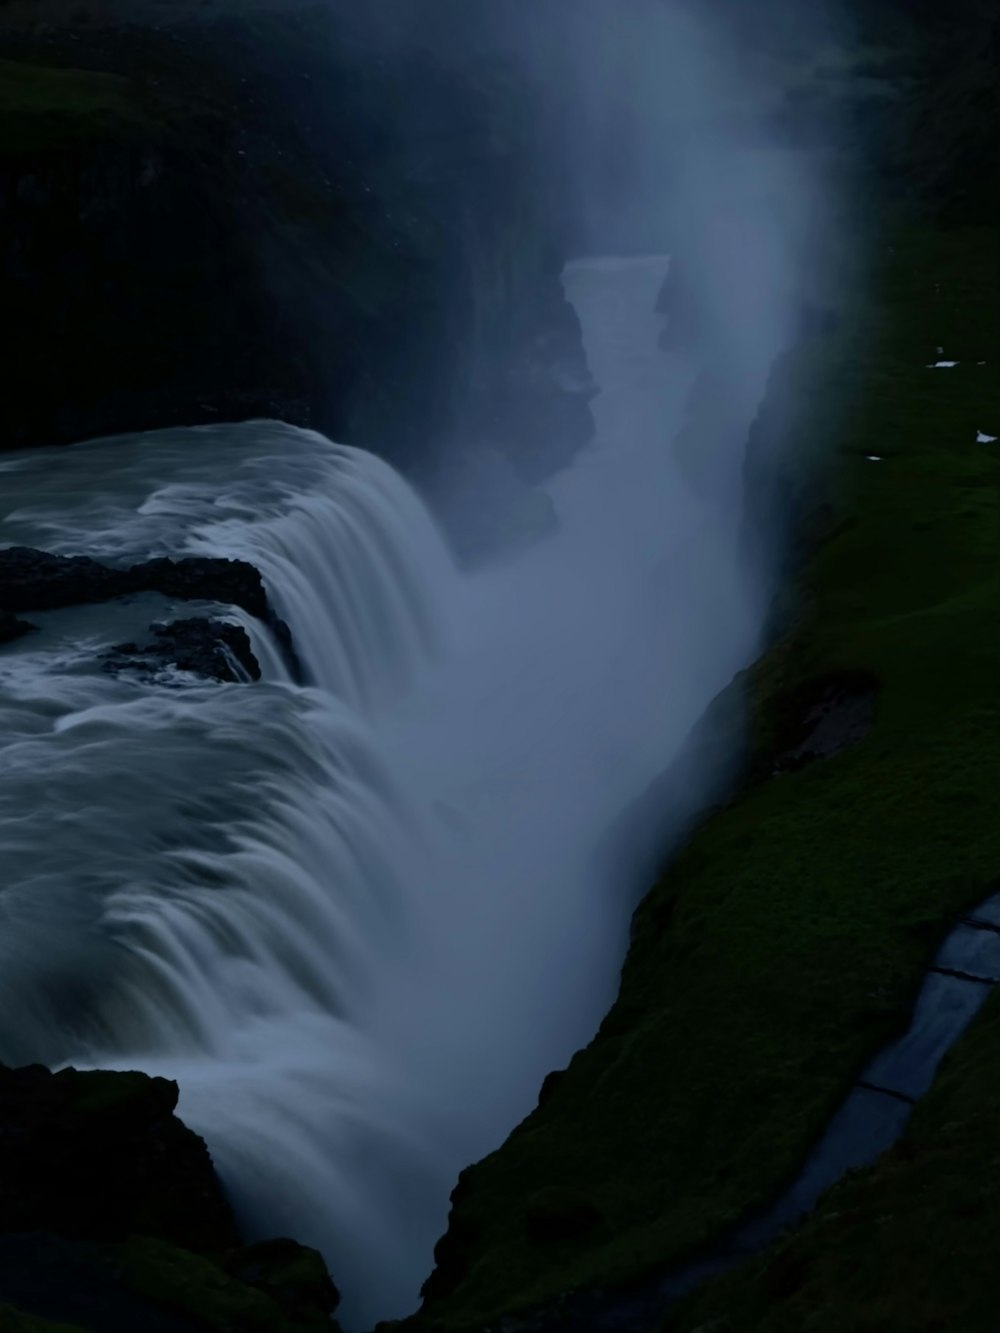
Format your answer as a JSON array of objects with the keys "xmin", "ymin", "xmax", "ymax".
[{"xmin": 0, "ymin": 258, "xmax": 766, "ymax": 1327}]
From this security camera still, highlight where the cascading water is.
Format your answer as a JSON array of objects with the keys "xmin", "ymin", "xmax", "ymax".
[{"xmin": 0, "ymin": 257, "xmax": 769, "ymax": 1328}]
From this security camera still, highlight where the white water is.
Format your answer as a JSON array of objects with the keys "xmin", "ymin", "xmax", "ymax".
[{"xmin": 0, "ymin": 257, "xmax": 765, "ymax": 1328}]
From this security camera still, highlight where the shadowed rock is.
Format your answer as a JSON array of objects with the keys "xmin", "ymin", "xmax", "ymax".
[
  {"xmin": 104, "ymin": 618, "xmax": 261, "ymax": 683},
  {"xmin": 0, "ymin": 546, "xmax": 267, "ymax": 618},
  {"xmin": 0, "ymin": 545, "xmax": 300, "ymax": 677},
  {"xmin": 0, "ymin": 1064, "xmax": 344, "ymax": 1331},
  {"xmin": 0, "ymin": 611, "xmax": 38, "ymax": 645},
  {"xmin": 0, "ymin": 1064, "xmax": 238, "ymax": 1252}
]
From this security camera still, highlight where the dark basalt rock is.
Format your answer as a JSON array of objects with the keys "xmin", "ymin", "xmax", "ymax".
[
  {"xmin": 105, "ymin": 618, "xmax": 261, "ymax": 683},
  {"xmin": 0, "ymin": 545, "xmax": 299, "ymax": 676},
  {"xmin": 135, "ymin": 557, "xmax": 270, "ymax": 622},
  {"xmin": 0, "ymin": 612, "xmax": 38, "ymax": 645},
  {"xmin": 0, "ymin": 547, "xmax": 129, "ymax": 613},
  {"xmin": 0, "ymin": 546, "xmax": 267, "ymax": 619}
]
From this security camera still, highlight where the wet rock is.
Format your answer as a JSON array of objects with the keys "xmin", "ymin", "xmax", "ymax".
[
  {"xmin": 0, "ymin": 611, "xmax": 38, "ymax": 645},
  {"xmin": 0, "ymin": 547, "xmax": 130, "ymax": 612},
  {"xmin": 418, "ymin": 1171, "xmax": 483, "ymax": 1309},
  {"xmin": 105, "ymin": 618, "xmax": 261, "ymax": 683},
  {"xmin": 0, "ymin": 546, "xmax": 268, "ymax": 618},
  {"xmin": 135, "ymin": 557, "xmax": 269, "ymax": 621},
  {"xmin": 771, "ymin": 670, "xmax": 879, "ymax": 774},
  {"xmin": 1, "ymin": 545, "xmax": 301, "ymax": 682}
]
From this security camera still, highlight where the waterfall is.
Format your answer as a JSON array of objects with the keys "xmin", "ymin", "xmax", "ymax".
[{"xmin": 0, "ymin": 257, "xmax": 770, "ymax": 1328}]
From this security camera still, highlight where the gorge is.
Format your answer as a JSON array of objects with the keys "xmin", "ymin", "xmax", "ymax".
[{"xmin": 1, "ymin": 4, "xmax": 997, "ymax": 1333}]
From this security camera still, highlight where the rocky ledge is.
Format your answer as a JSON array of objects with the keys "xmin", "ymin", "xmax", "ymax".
[
  {"xmin": 0, "ymin": 1062, "xmax": 343, "ymax": 1332},
  {"xmin": 104, "ymin": 617, "xmax": 262, "ymax": 684},
  {"xmin": 0, "ymin": 611, "xmax": 37, "ymax": 645},
  {"xmin": 0, "ymin": 546, "xmax": 269, "ymax": 618},
  {"xmin": 0, "ymin": 545, "xmax": 299, "ymax": 680}
]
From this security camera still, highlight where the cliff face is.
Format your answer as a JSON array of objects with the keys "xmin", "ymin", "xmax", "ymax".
[{"xmin": 0, "ymin": 2, "xmax": 593, "ymax": 520}]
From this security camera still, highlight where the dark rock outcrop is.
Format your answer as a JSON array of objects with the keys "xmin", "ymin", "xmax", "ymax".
[
  {"xmin": 105, "ymin": 618, "xmax": 261, "ymax": 683},
  {"xmin": 0, "ymin": 545, "xmax": 298, "ymax": 679},
  {"xmin": 0, "ymin": 548, "xmax": 128, "ymax": 614},
  {"xmin": 0, "ymin": 612, "xmax": 37, "ymax": 644},
  {"xmin": 0, "ymin": 547, "xmax": 268, "ymax": 619},
  {"xmin": 0, "ymin": 1064, "xmax": 237, "ymax": 1253},
  {"xmin": 0, "ymin": 1064, "xmax": 343, "ymax": 1332}
]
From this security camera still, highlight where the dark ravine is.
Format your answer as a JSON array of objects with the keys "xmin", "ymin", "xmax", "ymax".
[
  {"xmin": 0, "ymin": 2, "xmax": 595, "ymax": 557},
  {"xmin": 0, "ymin": 547, "xmax": 270, "ymax": 619},
  {"xmin": 396, "ymin": 216, "xmax": 998, "ymax": 1332}
]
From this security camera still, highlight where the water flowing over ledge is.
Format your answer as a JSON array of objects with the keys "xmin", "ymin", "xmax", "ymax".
[{"xmin": 0, "ymin": 257, "xmax": 772, "ymax": 1328}]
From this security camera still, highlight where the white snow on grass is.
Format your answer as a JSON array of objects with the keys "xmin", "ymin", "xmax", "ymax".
[{"xmin": 976, "ymin": 431, "xmax": 997, "ymax": 444}]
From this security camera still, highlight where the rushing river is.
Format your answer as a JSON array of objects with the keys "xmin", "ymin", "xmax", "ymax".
[{"xmin": 0, "ymin": 257, "xmax": 766, "ymax": 1327}]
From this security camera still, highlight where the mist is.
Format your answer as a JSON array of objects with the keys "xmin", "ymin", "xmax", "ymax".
[
  {"xmin": 207, "ymin": 3, "xmax": 844, "ymax": 1319},
  {"xmin": 0, "ymin": 2, "xmax": 846, "ymax": 1329}
]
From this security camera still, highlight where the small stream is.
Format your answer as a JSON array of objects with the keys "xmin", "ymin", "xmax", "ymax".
[{"xmin": 527, "ymin": 891, "xmax": 1000, "ymax": 1332}]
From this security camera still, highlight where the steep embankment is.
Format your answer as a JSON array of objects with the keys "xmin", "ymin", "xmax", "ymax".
[
  {"xmin": 0, "ymin": 1, "xmax": 592, "ymax": 533},
  {"xmin": 402, "ymin": 4, "xmax": 999, "ymax": 1324},
  {"xmin": 405, "ymin": 222, "xmax": 998, "ymax": 1332}
]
